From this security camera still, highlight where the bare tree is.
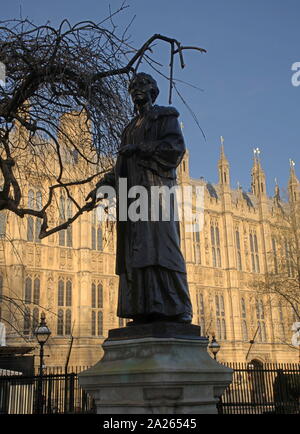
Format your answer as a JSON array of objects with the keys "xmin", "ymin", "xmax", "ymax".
[
  {"xmin": 0, "ymin": 7, "xmax": 206, "ymax": 240},
  {"xmin": 253, "ymin": 192, "xmax": 300, "ymax": 348}
]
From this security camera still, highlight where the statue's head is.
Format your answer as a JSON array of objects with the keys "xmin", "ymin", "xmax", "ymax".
[{"xmin": 128, "ymin": 73, "xmax": 159, "ymax": 106}]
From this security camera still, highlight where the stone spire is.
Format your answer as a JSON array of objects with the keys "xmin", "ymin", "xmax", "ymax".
[
  {"xmin": 273, "ymin": 177, "xmax": 281, "ymax": 204},
  {"xmin": 218, "ymin": 136, "xmax": 230, "ymax": 186},
  {"xmin": 251, "ymin": 147, "xmax": 266, "ymax": 197},
  {"xmin": 288, "ymin": 159, "xmax": 299, "ymax": 202}
]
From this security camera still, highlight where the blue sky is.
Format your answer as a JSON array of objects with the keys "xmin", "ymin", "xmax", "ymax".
[{"xmin": 2, "ymin": 0, "xmax": 300, "ymax": 195}]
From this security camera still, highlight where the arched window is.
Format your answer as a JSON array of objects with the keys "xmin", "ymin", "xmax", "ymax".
[
  {"xmin": 250, "ymin": 233, "xmax": 255, "ymax": 271},
  {"xmin": 65, "ymin": 309, "xmax": 72, "ymax": 335},
  {"xmin": 58, "ymin": 196, "xmax": 72, "ymax": 247},
  {"xmin": 0, "ymin": 212, "xmax": 6, "ymax": 237},
  {"xmin": 91, "ymin": 283, "xmax": 96, "ymax": 308},
  {"xmin": 57, "ymin": 309, "xmax": 64, "ymax": 335},
  {"xmin": 256, "ymin": 298, "xmax": 267, "ymax": 342},
  {"xmin": 211, "ymin": 225, "xmax": 216, "ymax": 267},
  {"xmin": 32, "ymin": 307, "xmax": 39, "ymax": 332},
  {"xmin": 59, "ymin": 195, "xmax": 65, "ymax": 220},
  {"xmin": 216, "ymin": 318, "xmax": 221, "ymax": 340},
  {"xmin": 91, "ymin": 311, "xmax": 96, "ymax": 336},
  {"xmin": 235, "ymin": 229, "xmax": 242, "ymax": 271},
  {"xmin": 59, "ymin": 195, "xmax": 66, "ymax": 246},
  {"xmin": 250, "ymin": 230, "xmax": 260, "ymax": 273},
  {"xmin": 91, "ymin": 227, "xmax": 96, "ymax": 250},
  {"xmin": 66, "ymin": 198, "xmax": 73, "ymax": 247},
  {"xmin": 220, "ymin": 296, "xmax": 225, "ymax": 316},
  {"xmin": 58, "ymin": 280, "xmax": 64, "ymax": 306},
  {"xmin": 35, "ymin": 219, "xmax": 42, "ymax": 243},
  {"xmin": 97, "ymin": 311, "xmax": 103, "ymax": 336},
  {"xmin": 24, "ymin": 308, "xmax": 31, "ymax": 335},
  {"xmin": 215, "ymin": 294, "xmax": 226, "ymax": 340},
  {"xmin": 91, "ymin": 210, "xmax": 103, "ymax": 251},
  {"xmin": 97, "ymin": 283, "xmax": 103, "ymax": 309},
  {"xmin": 215, "ymin": 295, "xmax": 220, "ymax": 316},
  {"xmin": 27, "ymin": 190, "xmax": 43, "ymax": 243},
  {"xmin": 216, "ymin": 227, "xmax": 221, "ymax": 266},
  {"xmin": 36, "ymin": 191, "xmax": 42, "ymax": 211},
  {"xmin": 193, "ymin": 223, "xmax": 201, "ymax": 264},
  {"xmin": 66, "ymin": 226, "xmax": 72, "ymax": 247},
  {"xmin": 91, "ymin": 281, "xmax": 104, "ymax": 337},
  {"xmin": 28, "ymin": 189, "xmax": 35, "ymax": 208},
  {"xmin": 254, "ymin": 234, "xmax": 260, "ymax": 273},
  {"xmin": 222, "ymin": 319, "xmax": 227, "ymax": 340},
  {"xmin": 97, "ymin": 227, "xmax": 103, "ymax": 251},
  {"xmin": 211, "ymin": 222, "xmax": 221, "ymax": 268},
  {"xmin": 27, "ymin": 216, "xmax": 34, "ymax": 242},
  {"xmin": 285, "ymin": 239, "xmax": 294, "ymax": 277},
  {"xmin": 66, "ymin": 281, "xmax": 72, "ymax": 306},
  {"xmin": 33, "ymin": 278, "xmax": 40, "ymax": 305},
  {"xmin": 25, "ymin": 277, "xmax": 32, "ymax": 304},
  {"xmin": 57, "ymin": 279, "xmax": 73, "ymax": 336}
]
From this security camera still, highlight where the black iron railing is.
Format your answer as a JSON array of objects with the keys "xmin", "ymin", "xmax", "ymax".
[
  {"xmin": 1, "ymin": 363, "xmax": 299, "ymax": 414},
  {"xmin": 218, "ymin": 363, "xmax": 300, "ymax": 414},
  {"xmin": 0, "ymin": 371, "xmax": 95, "ymax": 414}
]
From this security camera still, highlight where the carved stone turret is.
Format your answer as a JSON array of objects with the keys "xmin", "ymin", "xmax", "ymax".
[
  {"xmin": 218, "ymin": 137, "xmax": 230, "ymax": 188},
  {"xmin": 288, "ymin": 159, "xmax": 299, "ymax": 203},
  {"xmin": 251, "ymin": 148, "xmax": 266, "ymax": 198}
]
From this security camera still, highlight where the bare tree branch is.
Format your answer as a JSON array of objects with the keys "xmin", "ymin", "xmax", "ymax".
[{"xmin": 0, "ymin": 12, "xmax": 205, "ymax": 239}]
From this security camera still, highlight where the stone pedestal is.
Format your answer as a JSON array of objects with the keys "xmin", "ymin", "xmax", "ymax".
[{"xmin": 79, "ymin": 323, "xmax": 233, "ymax": 414}]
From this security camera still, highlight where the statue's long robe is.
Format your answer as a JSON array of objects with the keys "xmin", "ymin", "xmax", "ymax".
[{"xmin": 100, "ymin": 105, "xmax": 192, "ymax": 319}]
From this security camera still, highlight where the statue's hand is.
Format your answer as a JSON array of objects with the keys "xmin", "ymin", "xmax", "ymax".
[{"xmin": 118, "ymin": 143, "xmax": 138, "ymax": 157}]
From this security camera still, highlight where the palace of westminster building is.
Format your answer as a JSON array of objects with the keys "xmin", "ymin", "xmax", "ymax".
[{"xmin": 0, "ymin": 121, "xmax": 299, "ymax": 368}]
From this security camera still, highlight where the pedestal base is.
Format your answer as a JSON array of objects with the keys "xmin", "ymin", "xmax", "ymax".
[{"xmin": 79, "ymin": 323, "xmax": 233, "ymax": 414}]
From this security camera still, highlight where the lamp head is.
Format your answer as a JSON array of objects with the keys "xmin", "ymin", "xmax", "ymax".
[
  {"xmin": 208, "ymin": 334, "xmax": 221, "ymax": 356},
  {"xmin": 34, "ymin": 312, "xmax": 51, "ymax": 345}
]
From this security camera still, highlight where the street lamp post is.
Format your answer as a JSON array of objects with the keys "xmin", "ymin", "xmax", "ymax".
[
  {"xmin": 34, "ymin": 312, "xmax": 51, "ymax": 414},
  {"xmin": 208, "ymin": 335, "xmax": 221, "ymax": 361}
]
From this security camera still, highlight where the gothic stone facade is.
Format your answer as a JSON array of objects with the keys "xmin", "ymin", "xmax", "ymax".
[{"xmin": 0, "ymin": 146, "xmax": 299, "ymax": 368}]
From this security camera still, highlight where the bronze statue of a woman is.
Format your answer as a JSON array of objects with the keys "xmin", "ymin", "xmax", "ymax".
[{"xmin": 87, "ymin": 73, "xmax": 193, "ymax": 325}]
